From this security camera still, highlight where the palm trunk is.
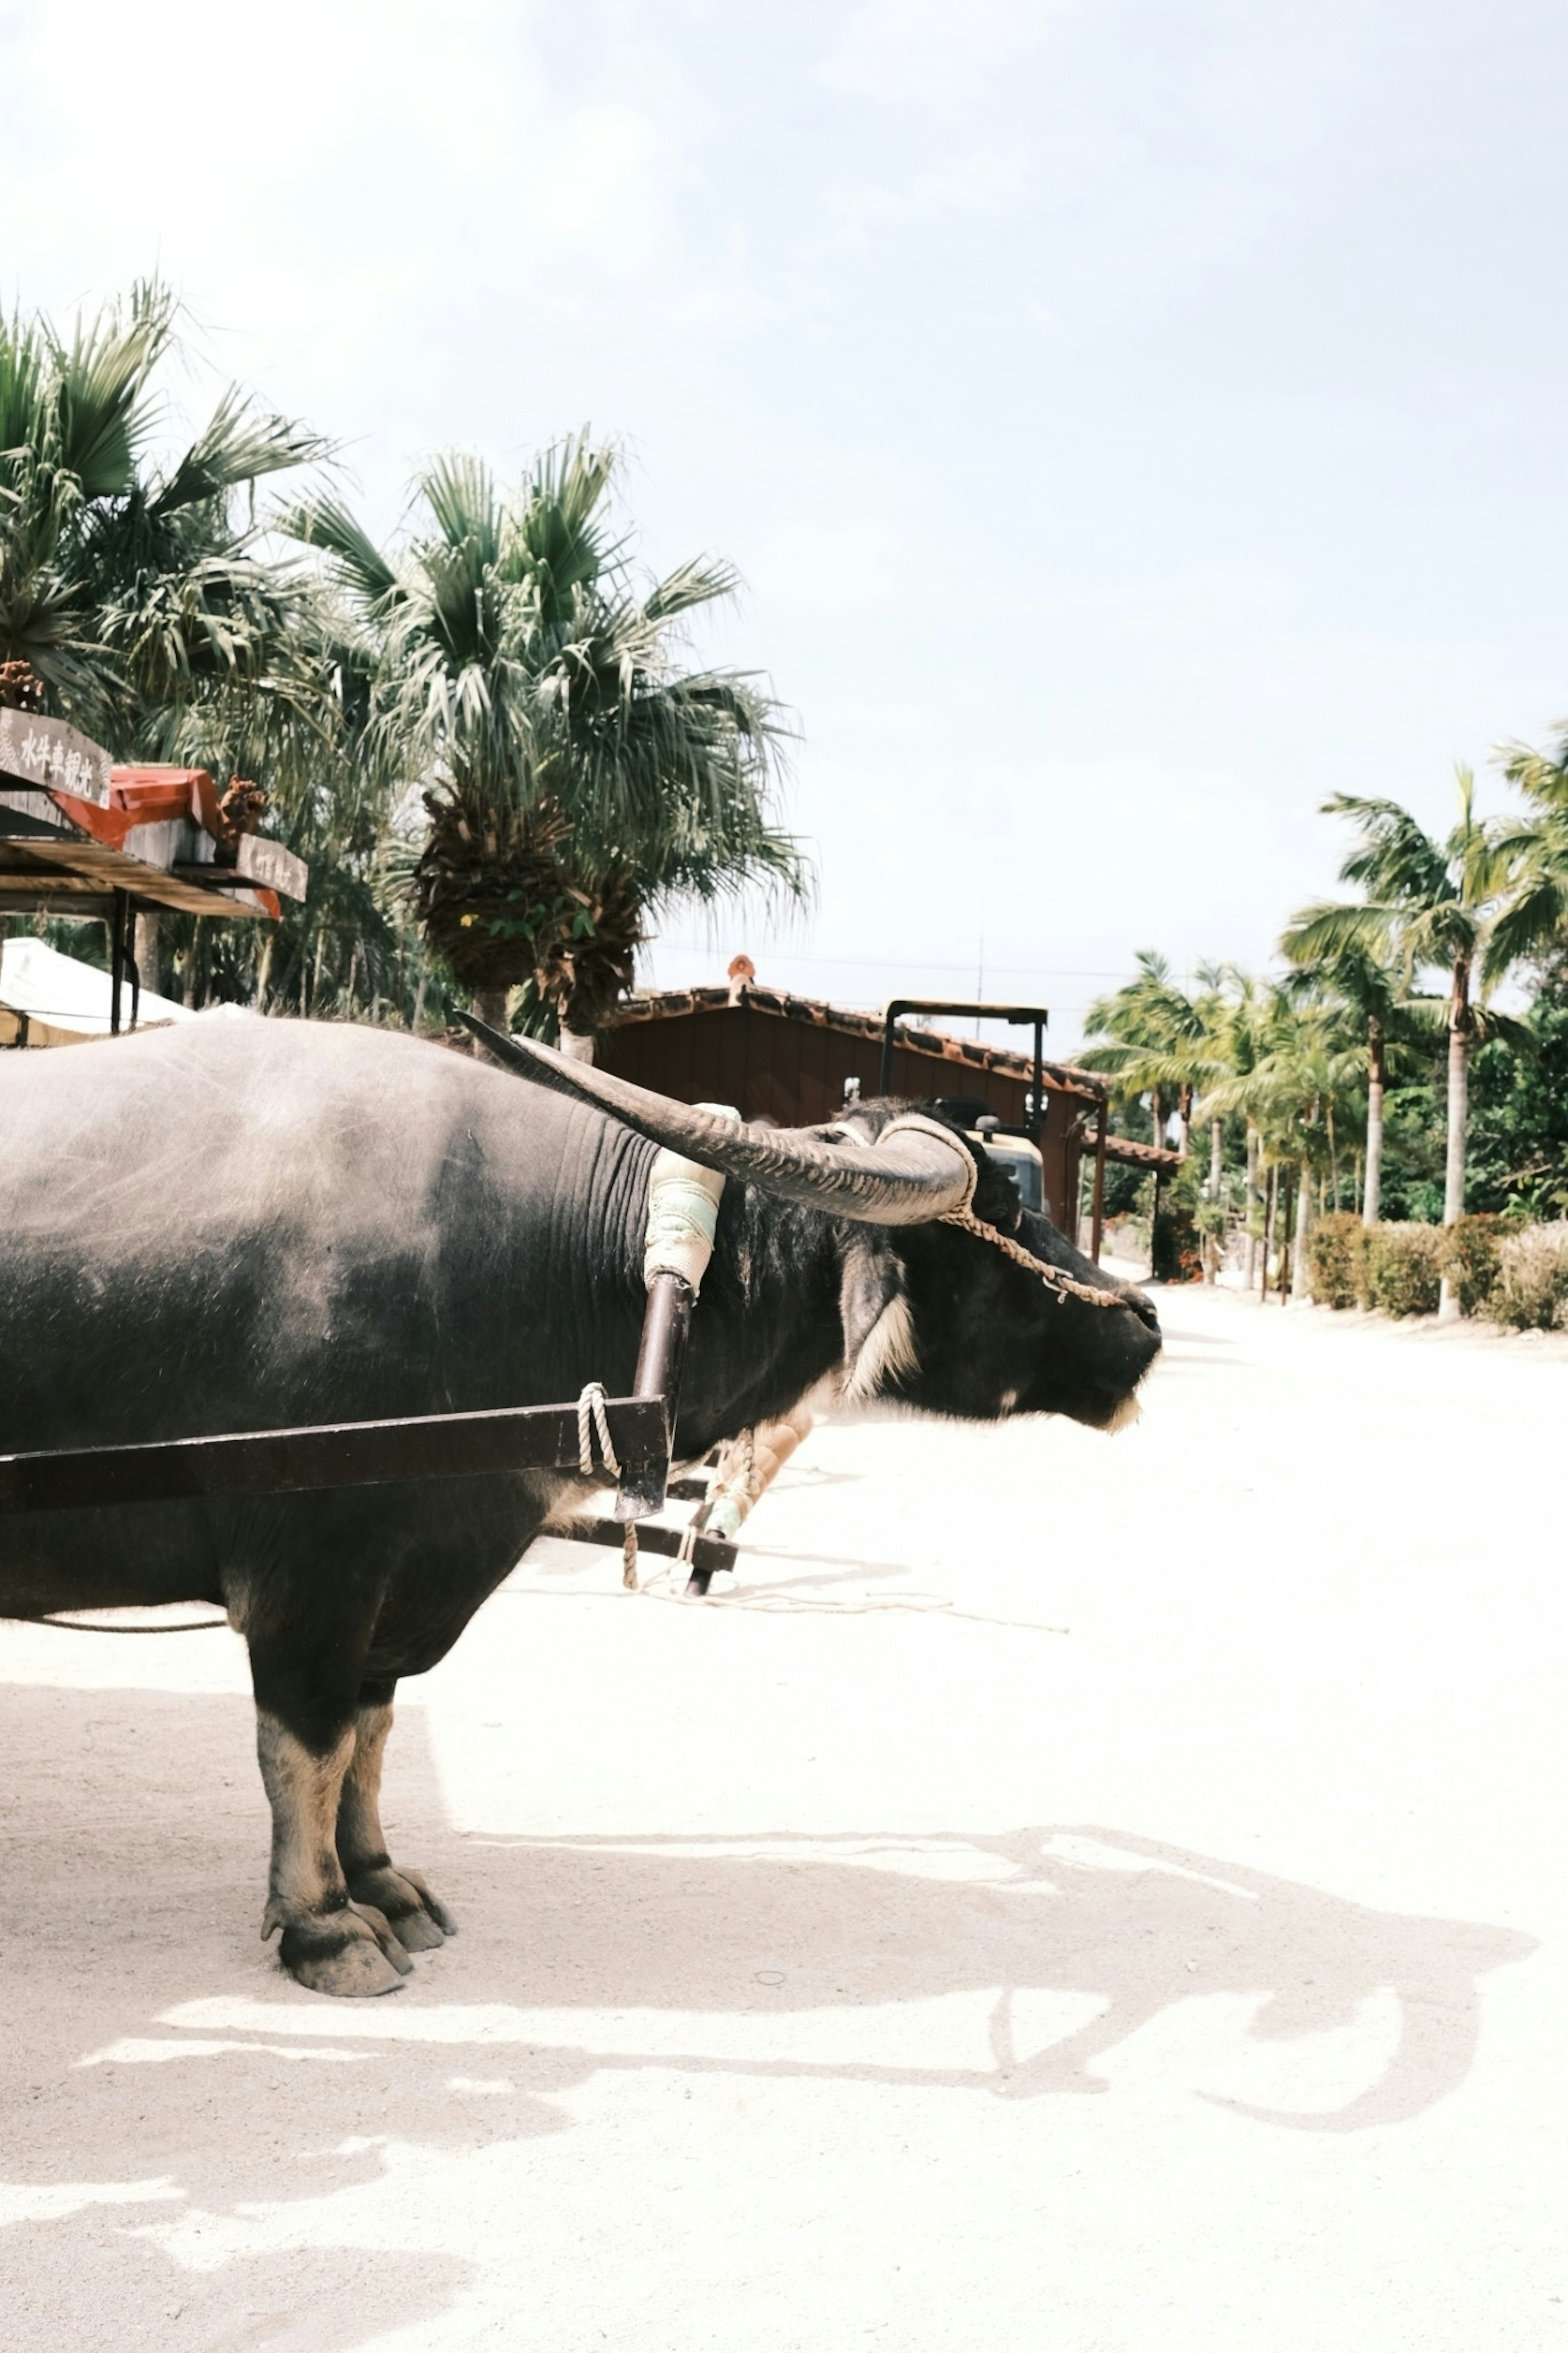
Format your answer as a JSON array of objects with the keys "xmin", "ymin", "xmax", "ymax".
[
  {"xmin": 1363, "ymin": 1018, "xmax": 1385, "ymax": 1228},
  {"xmin": 1209, "ymin": 1116, "xmax": 1223, "ymax": 1199},
  {"xmin": 558, "ymin": 1028, "xmax": 595, "ymax": 1063},
  {"xmin": 473, "ymin": 987, "xmax": 508, "ymax": 1044},
  {"xmin": 252, "ymin": 930, "xmax": 275, "ymax": 1013},
  {"xmin": 1150, "ymin": 1087, "xmax": 1164, "ymax": 1151},
  {"xmin": 1244, "ymin": 1128, "xmax": 1259, "ymax": 1291},
  {"xmin": 1443, "ymin": 998, "xmax": 1470, "ymax": 1221},
  {"xmin": 1276, "ymin": 1169, "xmax": 1292, "ymax": 1302},
  {"xmin": 1292, "ymin": 1163, "xmax": 1312, "ymax": 1301},
  {"xmin": 1261, "ymin": 1163, "xmax": 1277, "ymax": 1299},
  {"xmin": 133, "ymin": 913, "xmax": 161, "ymax": 999},
  {"xmin": 1439, "ymin": 963, "xmax": 1471, "ymax": 1319}
]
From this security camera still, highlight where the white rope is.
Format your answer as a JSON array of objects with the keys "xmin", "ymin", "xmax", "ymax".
[{"xmin": 576, "ymin": 1381, "xmax": 621, "ymax": 1479}]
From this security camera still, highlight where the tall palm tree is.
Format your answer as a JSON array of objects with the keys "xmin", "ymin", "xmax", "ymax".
[
  {"xmin": 1276, "ymin": 927, "xmax": 1411, "ymax": 1226},
  {"xmin": 1082, "ymin": 951, "xmax": 1216, "ymax": 1153},
  {"xmin": 1494, "ymin": 729, "xmax": 1568, "ymax": 970},
  {"xmin": 1, "ymin": 282, "xmax": 330, "ymax": 743},
  {"xmin": 0, "ymin": 282, "xmax": 339, "ymax": 997},
  {"xmin": 1287, "ymin": 773, "xmax": 1510, "ymax": 1239},
  {"xmin": 287, "ymin": 437, "xmax": 804, "ymax": 1044},
  {"xmin": 1205, "ymin": 991, "xmax": 1363, "ymax": 1299}
]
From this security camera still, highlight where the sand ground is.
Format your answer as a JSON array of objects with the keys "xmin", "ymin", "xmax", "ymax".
[{"xmin": 2, "ymin": 1283, "xmax": 1564, "ymax": 2352}]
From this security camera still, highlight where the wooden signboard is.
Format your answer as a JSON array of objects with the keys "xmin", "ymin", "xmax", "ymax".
[
  {"xmin": 0, "ymin": 710, "xmax": 113, "ymax": 810},
  {"xmin": 234, "ymin": 832, "xmax": 309, "ymax": 902}
]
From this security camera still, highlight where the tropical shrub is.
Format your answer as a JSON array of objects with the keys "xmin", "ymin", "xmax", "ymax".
[
  {"xmin": 1439, "ymin": 1213, "xmax": 1507, "ymax": 1318},
  {"xmin": 1152, "ymin": 1185, "xmax": 1203, "ymax": 1283},
  {"xmin": 1489, "ymin": 1222, "xmax": 1568, "ymax": 1330},
  {"xmin": 1306, "ymin": 1211, "xmax": 1365, "ymax": 1309},
  {"xmin": 1361, "ymin": 1223, "xmax": 1444, "ymax": 1317}
]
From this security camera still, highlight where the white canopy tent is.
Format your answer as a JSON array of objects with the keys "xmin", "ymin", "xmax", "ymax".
[{"xmin": 0, "ymin": 935, "xmax": 198, "ymax": 1047}]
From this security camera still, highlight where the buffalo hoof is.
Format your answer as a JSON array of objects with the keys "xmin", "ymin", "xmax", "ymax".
[
  {"xmin": 347, "ymin": 1863, "xmax": 457, "ymax": 1955},
  {"xmin": 279, "ymin": 1902, "xmax": 413, "ymax": 1997}
]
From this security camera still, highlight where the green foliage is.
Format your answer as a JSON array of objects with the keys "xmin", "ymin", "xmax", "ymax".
[
  {"xmin": 1489, "ymin": 1223, "xmax": 1568, "ymax": 1331},
  {"xmin": 1439, "ymin": 1213, "xmax": 1508, "ymax": 1317},
  {"xmin": 1361, "ymin": 1224, "xmax": 1444, "ymax": 1318},
  {"xmin": 1460, "ymin": 955, "xmax": 1568, "ymax": 1215},
  {"xmin": 1306, "ymin": 1211, "xmax": 1365, "ymax": 1309},
  {"xmin": 1152, "ymin": 1171, "xmax": 1203, "ymax": 1283},
  {"xmin": 1082, "ymin": 952, "xmax": 1223, "ymax": 1143},
  {"xmin": 288, "ymin": 434, "xmax": 805, "ymax": 1029}
]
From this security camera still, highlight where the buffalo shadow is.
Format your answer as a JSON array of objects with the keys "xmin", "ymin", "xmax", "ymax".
[{"xmin": 0, "ymin": 1673, "xmax": 1537, "ymax": 2348}]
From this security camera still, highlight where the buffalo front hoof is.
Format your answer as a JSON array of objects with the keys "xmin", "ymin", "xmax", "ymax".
[
  {"xmin": 347, "ymin": 1863, "xmax": 457, "ymax": 1954},
  {"xmin": 278, "ymin": 1902, "xmax": 413, "ymax": 1997}
]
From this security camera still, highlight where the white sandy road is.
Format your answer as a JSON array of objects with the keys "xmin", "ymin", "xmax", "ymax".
[{"xmin": 1, "ymin": 1285, "xmax": 1565, "ymax": 2352}]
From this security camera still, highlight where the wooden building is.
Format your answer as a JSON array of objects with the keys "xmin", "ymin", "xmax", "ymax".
[{"xmin": 599, "ymin": 981, "xmax": 1117, "ymax": 1233}]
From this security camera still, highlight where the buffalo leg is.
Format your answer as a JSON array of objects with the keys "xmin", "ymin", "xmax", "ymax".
[
  {"xmin": 335, "ymin": 1678, "xmax": 457, "ymax": 1954},
  {"xmin": 251, "ymin": 1640, "xmax": 412, "ymax": 1998}
]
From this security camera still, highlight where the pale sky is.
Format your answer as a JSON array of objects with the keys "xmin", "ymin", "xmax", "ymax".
[{"xmin": 8, "ymin": 0, "xmax": 1568, "ymax": 1053}]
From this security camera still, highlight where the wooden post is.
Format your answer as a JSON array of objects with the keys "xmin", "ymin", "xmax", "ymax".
[{"xmin": 108, "ymin": 890, "xmax": 127, "ymax": 1036}]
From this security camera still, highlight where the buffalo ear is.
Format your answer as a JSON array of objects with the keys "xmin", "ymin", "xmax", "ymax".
[{"xmin": 840, "ymin": 1235, "xmax": 919, "ymax": 1402}]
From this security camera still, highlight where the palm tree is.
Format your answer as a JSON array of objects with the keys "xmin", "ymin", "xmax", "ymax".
[
  {"xmin": 287, "ymin": 437, "xmax": 804, "ymax": 1044},
  {"xmin": 1494, "ymin": 730, "xmax": 1568, "ymax": 970},
  {"xmin": 1199, "ymin": 966, "xmax": 1272, "ymax": 1282},
  {"xmin": 1205, "ymin": 991, "xmax": 1363, "ymax": 1299},
  {"xmin": 1276, "ymin": 927, "xmax": 1412, "ymax": 1227},
  {"xmin": 0, "ymin": 282, "xmax": 339, "ymax": 997},
  {"xmin": 1082, "ymin": 952, "xmax": 1216, "ymax": 1153},
  {"xmin": 1, "ymin": 283, "xmax": 330, "ymax": 740},
  {"xmin": 1287, "ymin": 773, "xmax": 1510, "ymax": 1246}
]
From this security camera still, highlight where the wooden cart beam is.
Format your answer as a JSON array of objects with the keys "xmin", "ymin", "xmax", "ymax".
[{"xmin": 0, "ymin": 1396, "xmax": 670, "ymax": 1515}]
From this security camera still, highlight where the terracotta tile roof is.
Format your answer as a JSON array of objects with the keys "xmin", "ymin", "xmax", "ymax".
[{"xmin": 612, "ymin": 983, "xmax": 1109, "ymax": 1102}]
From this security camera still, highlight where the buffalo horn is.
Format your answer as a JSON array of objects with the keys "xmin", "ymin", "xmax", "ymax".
[{"xmin": 456, "ymin": 1013, "xmax": 974, "ymax": 1224}]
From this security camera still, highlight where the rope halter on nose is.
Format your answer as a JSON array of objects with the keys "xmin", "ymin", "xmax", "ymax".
[{"xmin": 871, "ymin": 1115, "xmax": 1126, "ymax": 1310}]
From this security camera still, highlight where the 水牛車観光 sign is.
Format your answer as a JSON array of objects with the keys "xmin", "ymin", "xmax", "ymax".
[{"xmin": 0, "ymin": 710, "xmax": 113, "ymax": 810}]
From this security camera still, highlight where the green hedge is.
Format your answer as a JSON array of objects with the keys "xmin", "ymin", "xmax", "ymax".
[
  {"xmin": 1305, "ymin": 1212, "xmax": 1365, "ymax": 1309},
  {"xmin": 1362, "ymin": 1223, "xmax": 1445, "ymax": 1317},
  {"xmin": 1301, "ymin": 1211, "xmax": 1564, "ymax": 1327},
  {"xmin": 1439, "ymin": 1213, "xmax": 1507, "ymax": 1318},
  {"xmin": 1490, "ymin": 1223, "xmax": 1568, "ymax": 1331}
]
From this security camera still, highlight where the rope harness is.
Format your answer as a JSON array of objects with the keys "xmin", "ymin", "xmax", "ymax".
[
  {"xmin": 29, "ymin": 1112, "xmax": 1121, "ymax": 1635},
  {"xmin": 935, "ymin": 1202, "xmax": 1124, "ymax": 1308},
  {"xmin": 575, "ymin": 1381, "xmax": 621, "ymax": 1480},
  {"xmin": 858, "ymin": 1115, "xmax": 1124, "ymax": 1311}
]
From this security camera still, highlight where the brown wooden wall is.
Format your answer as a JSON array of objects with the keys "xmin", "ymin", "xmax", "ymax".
[{"xmin": 599, "ymin": 1003, "xmax": 1088, "ymax": 1227}]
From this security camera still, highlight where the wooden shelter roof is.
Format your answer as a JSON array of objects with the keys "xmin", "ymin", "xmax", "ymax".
[
  {"xmin": 614, "ymin": 984, "xmax": 1109, "ymax": 1106},
  {"xmin": 1098, "ymin": 1131, "xmax": 1185, "ymax": 1174}
]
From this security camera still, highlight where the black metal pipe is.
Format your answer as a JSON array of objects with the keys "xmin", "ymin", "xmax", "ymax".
[
  {"xmin": 614, "ymin": 1271, "xmax": 694, "ymax": 1521},
  {"xmin": 878, "ymin": 999, "xmax": 1050, "ymax": 1101}
]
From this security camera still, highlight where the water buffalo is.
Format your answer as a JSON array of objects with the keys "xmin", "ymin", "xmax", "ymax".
[{"xmin": 0, "ymin": 1017, "xmax": 1159, "ymax": 1995}]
